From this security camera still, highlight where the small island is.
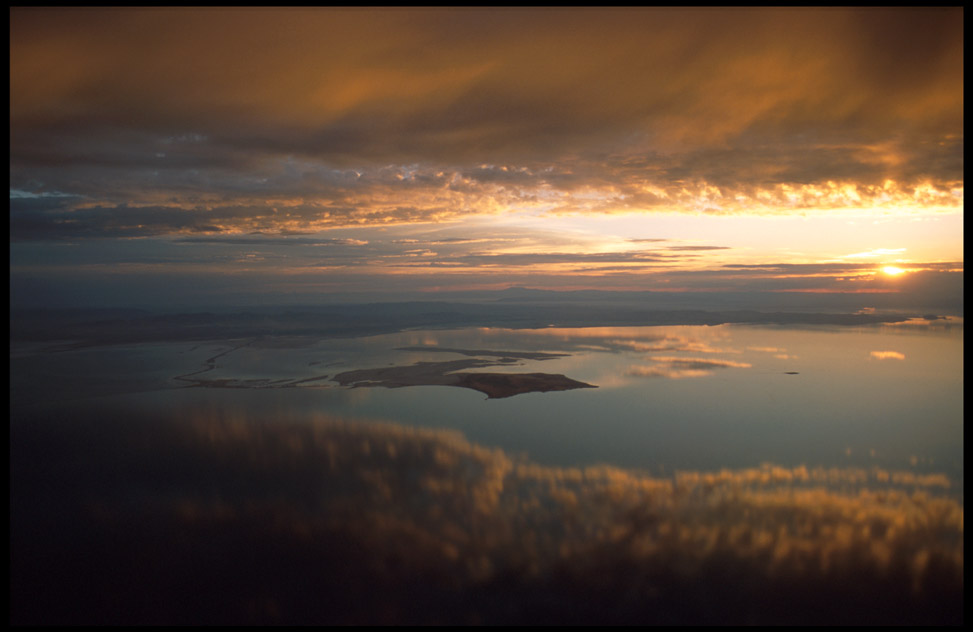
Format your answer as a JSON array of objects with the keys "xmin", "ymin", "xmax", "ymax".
[{"xmin": 452, "ymin": 371, "xmax": 596, "ymax": 399}]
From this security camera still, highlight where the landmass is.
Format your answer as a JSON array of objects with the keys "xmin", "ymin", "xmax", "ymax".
[
  {"xmin": 333, "ymin": 357, "xmax": 596, "ymax": 399},
  {"xmin": 171, "ymin": 339, "xmax": 331, "ymax": 389},
  {"xmin": 180, "ymin": 375, "xmax": 331, "ymax": 389},
  {"xmin": 395, "ymin": 346, "xmax": 570, "ymax": 360},
  {"xmin": 452, "ymin": 372, "xmax": 596, "ymax": 399},
  {"xmin": 168, "ymin": 344, "xmax": 596, "ymax": 398},
  {"xmin": 10, "ymin": 301, "xmax": 941, "ymax": 349}
]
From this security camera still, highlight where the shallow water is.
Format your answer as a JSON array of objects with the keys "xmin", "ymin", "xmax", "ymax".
[{"xmin": 12, "ymin": 320, "xmax": 963, "ymax": 484}]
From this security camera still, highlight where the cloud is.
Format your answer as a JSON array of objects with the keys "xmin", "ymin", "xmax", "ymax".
[
  {"xmin": 10, "ymin": 8, "xmax": 963, "ymax": 238},
  {"xmin": 172, "ymin": 236, "xmax": 370, "ymax": 247},
  {"xmin": 841, "ymin": 248, "xmax": 908, "ymax": 259},
  {"xmin": 7, "ymin": 9, "xmax": 964, "ymax": 311},
  {"xmin": 12, "ymin": 9, "xmax": 962, "ymax": 158},
  {"xmin": 391, "ymin": 250, "xmax": 676, "ymax": 269},
  {"xmin": 665, "ymin": 245, "xmax": 732, "ymax": 251}
]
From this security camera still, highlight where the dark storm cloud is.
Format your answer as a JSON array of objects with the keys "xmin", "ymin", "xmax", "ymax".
[{"xmin": 9, "ymin": 8, "xmax": 963, "ymax": 238}]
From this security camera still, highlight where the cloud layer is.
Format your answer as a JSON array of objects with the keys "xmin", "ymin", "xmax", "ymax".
[{"xmin": 10, "ymin": 8, "xmax": 964, "ymax": 238}]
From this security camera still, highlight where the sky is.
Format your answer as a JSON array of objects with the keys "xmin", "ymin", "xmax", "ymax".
[{"xmin": 9, "ymin": 8, "xmax": 964, "ymax": 309}]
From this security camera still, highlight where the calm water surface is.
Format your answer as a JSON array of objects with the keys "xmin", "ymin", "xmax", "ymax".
[
  {"xmin": 11, "ymin": 319, "xmax": 964, "ymax": 625},
  {"xmin": 14, "ymin": 320, "xmax": 963, "ymax": 486}
]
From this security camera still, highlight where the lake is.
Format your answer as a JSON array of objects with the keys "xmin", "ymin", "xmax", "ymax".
[
  {"xmin": 10, "ymin": 318, "xmax": 964, "ymax": 624},
  {"xmin": 12, "ymin": 319, "xmax": 964, "ymax": 481}
]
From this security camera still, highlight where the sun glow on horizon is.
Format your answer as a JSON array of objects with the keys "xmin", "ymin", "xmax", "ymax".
[{"xmin": 882, "ymin": 266, "xmax": 906, "ymax": 276}]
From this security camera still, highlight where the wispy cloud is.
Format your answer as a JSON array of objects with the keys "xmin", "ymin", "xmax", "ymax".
[
  {"xmin": 10, "ymin": 8, "xmax": 963, "ymax": 240},
  {"xmin": 841, "ymin": 248, "xmax": 908, "ymax": 259}
]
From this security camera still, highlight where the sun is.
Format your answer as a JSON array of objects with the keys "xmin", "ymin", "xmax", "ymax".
[{"xmin": 882, "ymin": 266, "xmax": 906, "ymax": 276}]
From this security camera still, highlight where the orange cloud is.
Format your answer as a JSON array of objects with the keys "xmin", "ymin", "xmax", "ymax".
[{"xmin": 10, "ymin": 8, "xmax": 963, "ymax": 237}]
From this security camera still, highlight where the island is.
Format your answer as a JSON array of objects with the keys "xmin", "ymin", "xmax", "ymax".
[
  {"xmin": 332, "ymin": 357, "xmax": 596, "ymax": 399},
  {"xmin": 168, "ymin": 342, "xmax": 597, "ymax": 398}
]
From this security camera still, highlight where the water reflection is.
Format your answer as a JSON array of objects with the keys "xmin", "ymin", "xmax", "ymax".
[
  {"xmin": 627, "ymin": 356, "xmax": 752, "ymax": 379},
  {"xmin": 870, "ymin": 350, "xmax": 906, "ymax": 360},
  {"xmin": 10, "ymin": 410, "xmax": 963, "ymax": 625},
  {"xmin": 10, "ymin": 322, "xmax": 964, "ymax": 480}
]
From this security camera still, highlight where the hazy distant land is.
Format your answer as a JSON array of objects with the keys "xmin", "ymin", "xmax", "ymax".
[
  {"xmin": 10, "ymin": 301, "xmax": 952, "ymax": 400},
  {"xmin": 9, "ymin": 296, "xmax": 949, "ymax": 350},
  {"xmin": 395, "ymin": 346, "xmax": 571, "ymax": 360}
]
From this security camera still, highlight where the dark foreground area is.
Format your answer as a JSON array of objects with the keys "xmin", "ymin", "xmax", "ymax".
[{"xmin": 11, "ymin": 410, "xmax": 963, "ymax": 625}]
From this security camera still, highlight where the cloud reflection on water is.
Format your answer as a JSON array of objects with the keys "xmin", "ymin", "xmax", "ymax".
[
  {"xmin": 11, "ymin": 410, "xmax": 962, "ymax": 625},
  {"xmin": 871, "ymin": 350, "xmax": 906, "ymax": 360},
  {"xmin": 626, "ymin": 356, "xmax": 753, "ymax": 379}
]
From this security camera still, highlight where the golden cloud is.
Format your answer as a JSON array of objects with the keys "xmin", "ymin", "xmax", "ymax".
[{"xmin": 10, "ymin": 8, "xmax": 964, "ymax": 235}]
